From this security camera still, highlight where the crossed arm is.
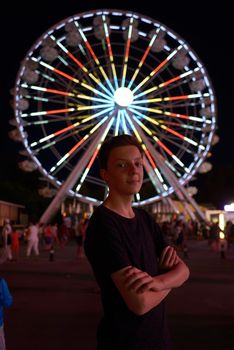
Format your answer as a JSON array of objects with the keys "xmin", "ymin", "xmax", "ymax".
[{"xmin": 111, "ymin": 246, "xmax": 190, "ymax": 315}]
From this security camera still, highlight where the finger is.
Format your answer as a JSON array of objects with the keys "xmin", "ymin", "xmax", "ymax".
[
  {"xmin": 128, "ymin": 275, "xmax": 153, "ymax": 292},
  {"xmin": 166, "ymin": 249, "xmax": 177, "ymax": 265},
  {"xmin": 160, "ymin": 246, "xmax": 171, "ymax": 262},
  {"xmin": 167, "ymin": 249, "xmax": 177, "ymax": 263},
  {"xmin": 136, "ymin": 280, "xmax": 155, "ymax": 294},
  {"xmin": 125, "ymin": 271, "xmax": 148, "ymax": 288},
  {"xmin": 124, "ymin": 267, "xmax": 141, "ymax": 279},
  {"xmin": 166, "ymin": 250, "xmax": 180, "ymax": 268},
  {"xmin": 160, "ymin": 246, "xmax": 174, "ymax": 265}
]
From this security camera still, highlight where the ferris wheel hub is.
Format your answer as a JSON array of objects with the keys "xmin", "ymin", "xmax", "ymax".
[{"xmin": 114, "ymin": 87, "xmax": 134, "ymax": 107}]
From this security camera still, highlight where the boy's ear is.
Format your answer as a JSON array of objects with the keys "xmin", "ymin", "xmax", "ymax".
[{"xmin": 100, "ymin": 169, "xmax": 108, "ymax": 182}]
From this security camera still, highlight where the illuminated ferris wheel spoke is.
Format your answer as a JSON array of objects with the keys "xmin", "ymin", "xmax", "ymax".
[
  {"xmin": 164, "ymin": 111, "xmax": 208, "ymax": 123},
  {"xmin": 132, "ymin": 45, "xmax": 183, "ymax": 94},
  {"xmin": 27, "ymin": 84, "xmax": 113, "ymax": 105},
  {"xmin": 129, "ymin": 107, "xmax": 203, "ymax": 149},
  {"xmin": 144, "ymin": 158, "xmax": 168, "ymax": 194},
  {"xmin": 101, "ymin": 14, "xmax": 119, "ymax": 89},
  {"xmin": 49, "ymin": 114, "xmax": 112, "ymax": 174},
  {"xmin": 114, "ymin": 111, "xmax": 121, "ymax": 135},
  {"xmin": 24, "ymin": 111, "xmax": 110, "ymax": 127},
  {"xmin": 75, "ymin": 119, "xmax": 114, "ymax": 193},
  {"xmin": 132, "ymin": 116, "xmax": 189, "ymax": 173},
  {"xmin": 120, "ymin": 110, "xmax": 130, "ymax": 134},
  {"xmin": 26, "ymin": 84, "xmax": 76, "ymax": 97},
  {"xmin": 42, "ymin": 36, "xmax": 107, "ymax": 93},
  {"xmin": 144, "ymin": 116, "xmax": 197, "ymax": 130},
  {"xmin": 21, "ymin": 107, "xmax": 75, "ymax": 118},
  {"xmin": 121, "ymin": 16, "xmax": 135, "ymax": 87},
  {"xmin": 134, "ymin": 66, "xmax": 201, "ymax": 100},
  {"xmin": 75, "ymin": 21, "xmax": 115, "ymax": 94},
  {"xmin": 127, "ymin": 28, "xmax": 160, "ymax": 89},
  {"xmin": 132, "ymin": 93, "xmax": 205, "ymax": 107},
  {"xmin": 131, "ymin": 119, "xmax": 185, "ymax": 183},
  {"xmin": 40, "ymin": 117, "xmax": 115, "ymax": 224},
  {"xmin": 76, "ymin": 102, "xmax": 113, "ymax": 111},
  {"xmin": 129, "ymin": 104, "xmax": 207, "ymax": 126},
  {"xmin": 158, "ymin": 67, "xmax": 201, "ymax": 89},
  {"xmin": 127, "ymin": 115, "xmax": 176, "ymax": 191},
  {"xmin": 123, "ymin": 112, "xmax": 169, "ymax": 193},
  {"xmin": 30, "ymin": 106, "xmax": 114, "ymax": 150},
  {"xmin": 75, "ymin": 93, "xmax": 112, "ymax": 104},
  {"xmin": 30, "ymin": 121, "xmax": 84, "ymax": 148},
  {"xmin": 38, "ymin": 59, "xmax": 113, "ymax": 102},
  {"xmin": 124, "ymin": 112, "xmax": 166, "ymax": 184},
  {"xmin": 125, "ymin": 112, "xmax": 169, "ymax": 180}
]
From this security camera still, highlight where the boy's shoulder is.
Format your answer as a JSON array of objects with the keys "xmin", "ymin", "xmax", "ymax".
[{"xmin": 135, "ymin": 207, "xmax": 153, "ymax": 221}]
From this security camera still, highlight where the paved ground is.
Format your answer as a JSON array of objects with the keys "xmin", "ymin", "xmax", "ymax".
[{"xmin": 1, "ymin": 239, "xmax": 234, "ymax": 350}]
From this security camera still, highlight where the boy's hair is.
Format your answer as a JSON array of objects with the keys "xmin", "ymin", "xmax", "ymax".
[{"xmin": 98, "ymin": 134, "xmax": 143, "ymax": 169}]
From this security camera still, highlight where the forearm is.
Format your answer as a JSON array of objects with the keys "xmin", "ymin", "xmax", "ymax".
[
  {"xmin": 134, "ymin": 260, "xmax": 189, "ymax": 314},
  {"xmin": 157, "ymin": 259, "xmax": 190, "ymax": 290},
  {"xmin": 126, "ymin": 261, "xmax": 189, "ymax": 315},
  {"xmin": 129, "ymin": 287, "xmax": 171, "ymax": 315},
  {"xmin": 112, "ymin": 266, "xmax": 171, "ymax": 316}
]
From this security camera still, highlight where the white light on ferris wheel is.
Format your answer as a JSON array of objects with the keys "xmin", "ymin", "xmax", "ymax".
[{"xmin": 114, "ymin": 87, "xmax": 134, "ymax": 107}]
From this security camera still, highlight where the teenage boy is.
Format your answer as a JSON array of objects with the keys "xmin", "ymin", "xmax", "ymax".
[{"xmin": 84, "ymin": 134, "xmax": 189, "ymax": 350}]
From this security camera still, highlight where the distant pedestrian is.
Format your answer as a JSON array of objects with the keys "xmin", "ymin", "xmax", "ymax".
[
  {"xmin": 1, "ymin": 219, "xmax": 13, "ymax": 262},
  {"xmin": 0, "ymin": 277, "xmax": 13, "ymax": 350},
  {"xmin": 11, "ymin": 227, "xmax": 20, "ymax": 261},
  {"xmin": 42, "ymin": 224, "xmax": 53, "ymax": 251},
  {"xmin": 208, "ymin": 222, "xmax": 220, "ymax": 251},
  {"xmin": 58, "ymin": 220, "xmax": 70, "ymax": 247},
  {"xmin": 75, "ymin": 217, "xmax": 89, "ymax": 258},
  {"xmin": 26, "ymin": 221, "xmax": 40, "ymax": 257},
  {"xmin": 225, "ymin": 221, "xmax": 234, "ymax": 258}
]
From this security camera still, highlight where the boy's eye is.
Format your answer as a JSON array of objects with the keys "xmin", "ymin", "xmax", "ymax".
[
  {"xmin": 117, "ymin": 161, "xmax": 143, "ymax": 168},
  {"xmin": 118, "ymin": 162, "xmax": 127, "ymax": 168},
  {"xmin": 135, "ymin": 161, "xmax": 143, "ymax": 168}
]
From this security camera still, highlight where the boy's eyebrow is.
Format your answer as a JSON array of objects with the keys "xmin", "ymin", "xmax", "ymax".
[{"xmin": 116, "ymin": 157, "xmax": 143, "ymax": 161}]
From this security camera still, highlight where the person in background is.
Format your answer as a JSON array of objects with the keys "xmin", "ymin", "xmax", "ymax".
[
  {"xmin": 11, "ymin": 226, "xmax": 20, "ymax": 261},
  {"xmin": 0, "ymin": 277, "xmax": 13, "ymax": 350},
  {"xmin": 84, "ymin": 134, "xmax": 190, "ymax": 350},
  {"xmin": 75, "ymin": 216, "xmax": 89, "ymax": 258},
  {"xmin": 26, "ymin": 221, "xmax": 40, "ymax": 257},
  {"xmin": 2, "ymin": 220, "xmax": 13, "ymax": 262}
]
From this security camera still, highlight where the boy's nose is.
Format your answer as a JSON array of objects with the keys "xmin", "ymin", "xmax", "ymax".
[{"xmin": 128, "ymin": 162, "xmax": 138, "ymax": 171}]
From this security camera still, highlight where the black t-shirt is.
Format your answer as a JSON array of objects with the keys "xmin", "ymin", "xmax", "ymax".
[{"xmin": 84, "ymin": 205, "xmax": 172, "ymax": 350}]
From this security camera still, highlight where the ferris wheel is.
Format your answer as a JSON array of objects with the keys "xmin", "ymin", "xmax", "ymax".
[{"xmin": 11, "ymin": 9, "xmax": 217, "ymax": 222}]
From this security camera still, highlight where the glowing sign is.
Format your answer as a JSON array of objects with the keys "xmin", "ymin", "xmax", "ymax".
[{"xmin": 224, "ymin": 203, "xmax": 234, "ymax": 212}]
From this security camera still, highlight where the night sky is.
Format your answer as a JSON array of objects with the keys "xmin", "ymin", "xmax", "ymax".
[{"xmin": 1, "ymin": 1, "xmax": 233, "ymax": 210}]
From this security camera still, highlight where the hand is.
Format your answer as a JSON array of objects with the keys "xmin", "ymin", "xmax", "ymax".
[
  {"xmin": 159, "ymin": 246, "xmax": 179, "ymax": 270},
  {"xmin": 123, "ymin": 267, "xmax": 164, "ymax": 294}
]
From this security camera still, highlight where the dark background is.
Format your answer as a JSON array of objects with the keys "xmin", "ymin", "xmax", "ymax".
[{"xmin": 1, "ymin": 1, "xmax": 233, "ymax": 213}]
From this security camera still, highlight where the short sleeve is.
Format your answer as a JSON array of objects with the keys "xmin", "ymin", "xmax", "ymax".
[
  {"xmin": 84, "ymin": 210, "xmax": 131, "ymax": 277},
  {"xmin": 153, "ymin": 221, "xmax": 169, "ymax": 257},
  {"xmin": 142, "ymin": 210, "xmax": 169, "ymax": 257}
]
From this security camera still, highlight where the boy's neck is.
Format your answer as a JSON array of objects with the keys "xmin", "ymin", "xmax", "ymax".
[{"xmin": 103, "ymin": 196, "xmax": 135, "ymax": 218}]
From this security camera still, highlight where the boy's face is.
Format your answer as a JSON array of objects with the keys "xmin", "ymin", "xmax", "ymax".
[{"xmin": 100, "ymin": 145, "xmax": 143, "ymax": 197}]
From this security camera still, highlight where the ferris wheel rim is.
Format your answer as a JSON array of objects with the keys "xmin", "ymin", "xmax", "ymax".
[{"xmin": 12, "ymin": 8, "xmax": 217, "ymax": 205}]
